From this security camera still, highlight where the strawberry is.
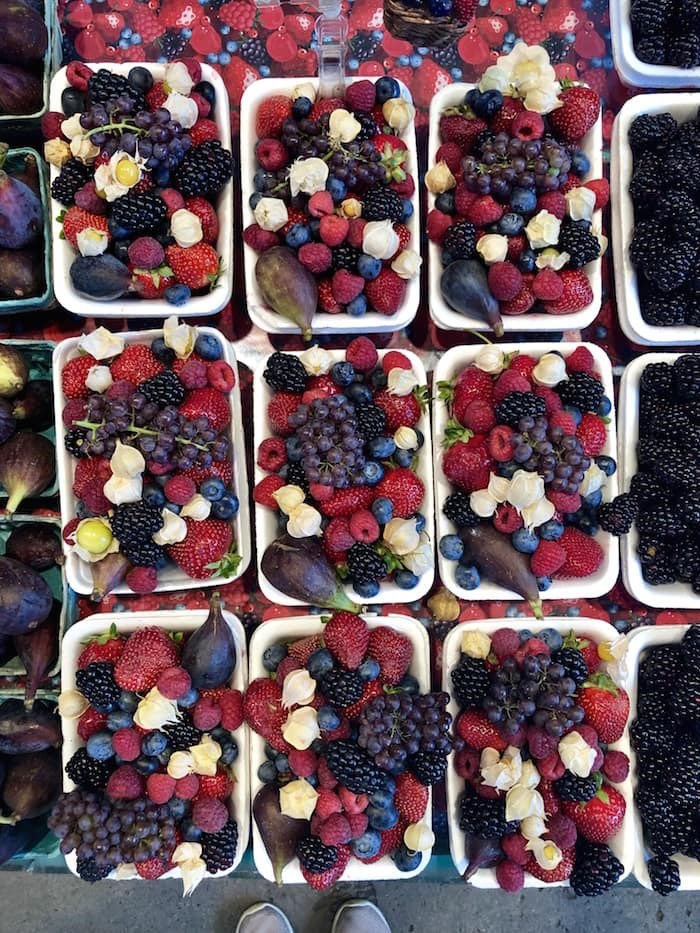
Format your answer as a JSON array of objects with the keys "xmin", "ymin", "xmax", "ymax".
[
  {"xmin": 562, "ymin": 784, "xmax": 626, "ymax": 843},
  {"xmin": 530, "ymin": 541, "xmax": 566, "ymax": 577},
  {"xmin": 135, "ymin": 856, "xmax": 172, "ymax": 879},
  {"xmin": 62, "ymin": 206, "xmax": 110, "ymax": 250},
  {"xmin": 394, "ymin": 771, "xmax": 428, "ymax": 823},
  {"xmin": 196, "ymin": 768, "xmax": 233, "ymax": 801},
  {"xmin": 267, "ymin": 392, "xmax": 301, "ymax": 436},
  {"xmin": 132, "ymin": 266, "xmax": 174, "ymax": 299},
  {"xmin": 578, "ymin": 673, "xmax": 630, "ymax": 743},
  {"xmin": 524, "ymin": 846, "xmax": 575, "ymax": 883},
  {"xmin": 373, "ymin": 388, "xmax": 421, "ymax": 432},
  {"xmin": 179, "ymin": 388, "xmax": 231, "ymax": 432},
  {"xmin": 113, "ymin": 627, "xmax": 180, "ymax": 692},
  {"xmin": 584, "ymin": 178, "xmax": 610, "ymax": 211},
  {"xmin": 255, "ymin": 95, "xmax": 292, "ymax": 138},
  {"xmin": 323, "ymin": 612, "xmax": 369, "ymax": 670},
  {"xmin": 455, "ymin": 709, "xmax": 507, "ymax": 751},
  {"xmin": 566, "ymin": 346, "xmax": 596, "ymax": 374},
  {"xmin": 319, "ymin": 486, "xmax": 375, "ymax": 518},
  {"xmin": 78, "ymin": 625, "xmax": 126, "ymax": 669},
  {"xmin": 288, "ymin": 634, "xmax": 323, "ymax": 665},
  {"xmin": 439, "ymin": 112, "xmax": 486, "ymax": 151},
  {"xmin": 366, "ymin": 626, "xmax": 412, "ymax": 684},
  {"xmin": 442, "ymin": 437, "xmax": 493, "ymax": 493},
  {"xmin": 451, "ymin": 366, "xmax": 493, "ymax": 424},
  {"xmin": 364, "ymin": 268, "xmax": 406, "ymax": 315},
  {"xmin": 189, "ymin": 119, "xmax": 219, "ymax": 146},
  {"xmin": 182, "ymin": 458, "xmax": 233, "ymax": 488},
  {"xmin": 576, "ymin": 413, "xmax": 607, "ymax": 457},
  {"xmin": 243, "ymin": 677, "xmax": 292, "ymax": 753},
  {"xmin": 62, "ymin": 354, "xmax": 99, "ymax": 399},
  {"xmin": 374, "ymin": 467, "xmax": 424, "ymax": 518},
  {"xmin": 110, "ymin": 345, "xmax": 164, "ymax": 384},
  {"xmin": 577, "ymin": 636, "xmax": 601, "ymax": 675},
  {"xmin": 167, "ymin": 518, "xmax": 234, "ymax": 579},
  {"xmin": 185, "ymin": 196, "xmax": 219, "ymax": 244},
  {"xmin": 555, "ymin": 527, "xmax": 604, "ymax": 579},
  {"xmin": 542, "ymin": 269, "xmax": 593, "ymax": 315},
  {"xmin": 166, "ymin": 243, "xmax": 219, "ymax": 291},
  {"xmin": 548, "ymin": 85, "xmax": 600, "ymax": 143},
  {"xmin": 77, "ymin": 707, "xmax": 108, "ymax": 741},
  {"xmin": 300, "ymin": 843, "xmax": 351, "ymax": 888},
  {"xmin": 342, "ymin": 679, "xmax": 383, "ymax": 720}
]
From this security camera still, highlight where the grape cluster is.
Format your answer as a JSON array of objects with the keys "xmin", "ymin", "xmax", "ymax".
[
  {"xmin": 510, "ymin": 415, "xmax": 591, "ymax": 493},
  {"xmin": 357, "ymin": 691, "xmax": 453, "ymax": 775},
  {"xmin": 483, "ymin": 654, "xmax": 585, "ymax": 738},
  {"xmin": 462, "ymin": 133, "xmax": 572, "ymax": 199},
  {"xmin": 287, "ymin": 395, "xmax": 366, "ymax": 488}
]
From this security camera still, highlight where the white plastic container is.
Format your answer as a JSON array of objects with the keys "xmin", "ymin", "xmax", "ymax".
[
  {"xmin": 248, "ymin": 613, "xmax": 431, "ymax": 882},
  {"xmin": 432, "ymin": 343, "xmax": 619, "ymax": 601},
  {"xmin": 427, "ymin": 84, "xmax": 603, "ymax": 334},
  {"xmin": 48, "ymin": 63, "xmax": 233, "ymax": 318},
  {"xmin": 622, "ymin": 624, "xmax": 700, "ymax": 890},
  {"xmin": 253, "ymin": 348, "xmax": 434, "ymax": 605},
  {"xmin": 442, "ymin": 618, "xmax": 635, "ymax": 888},
  {"xmin": 52, "ymin": 328, "xmax": 251, "ymax": 595},
  {"xmin": 240, "ymin": 77, "xmax": 420, "ymax": 336},
  {"xmin": 60, "ymin": 608, "xmax": 250, "ymax": 879},
  {"xmin": 610, "ymin": 0, "xmax": 700, "ymax": 89},
  {"xmin": 618, "ymin": 352, "xmax": 700, "ymax": 607},
  {"xmin": 611, "ymin": 93, "xmax": 700, "ymax": 346}
]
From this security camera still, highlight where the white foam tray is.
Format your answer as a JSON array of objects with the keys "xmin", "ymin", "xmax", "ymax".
[
  {"xmin": 610, "ymin": 0, "xmax": 700, "ymax": 88},
  {"xmin": 254, "ymin": 348, "xmax": 434, "ymax": 606},
  {"xmin": 60, "ymin": 608, "xmax": 250, "ymax": 879},
  {"xmin": 427, "ymin": 84, "xmax": 603, "ymax": 334},
  {"xmin": 52, "ymin": 328, "xmax": 251, "ymax": 595},
  {"xmin": 432, "ymin": 343, "xmax": 619, "ymax": 601},
  {"xmin": 611, "ymin": 94, "xmax": 700, "ymax": 346},
  {"xmin": 48, "ymin": 63, "xmax": 233, "ymax": 318},
  {"xmin": 622, "ymin": 624, "xmax": 700, "ymax": 890},
  {"xmin": 248, "ymin": 613, "xmax": 431, "ymax": 882},
  {"xmin": 240, "ymin": 77, "xmax": 420, "ymax": 336},
  {"xmin": 442, "ymin": 618, "xmax": 634, "ymax": 888},
  {"xmin": 618, "ymin": 352, "xmax": 700, "ymax": 607}
]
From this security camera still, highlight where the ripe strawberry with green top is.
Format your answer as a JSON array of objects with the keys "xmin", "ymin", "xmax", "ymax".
[
  {"xmin": 243, "ymin": 677, "xmax": 291, "ymax": 753},
  {"xmin": 322, "ymin": 612, "xmax": 369, "ymax": 670},
  {"xmin": 394, "ymin": 771, "xmax": 429, "ymax": 823},
  {"xmin": 255, "ymin": 95, "xmax": 293, "ymax": 138},
  {"xmin": 167, "ymin": 517, "xmax": 234, "ymax": 579},
  {"xmin": 113, "ymin": 627, "xmax": 180, "ymax": 692},
  {"xmin": 166, "ymin": 243, "xmax": 220, "ymax": 291},
  {"xmin": 548, "ymin": 85, "xmax": 600, "ymax": 143},
  {"xmin": 578, "ymin": 673, "xmax": 630, "ymax": 743},
  {"xmin": 78, "ymin": 625, "xmax": 126, "ymax": 669},
  {"xmin": 562, "ymin": 784, "xmax": 626, "ymax": 843},
  {"xmin": 179, "ymin": 387, "xmax": 231, "ymax": 432},
  {"xmin": 366, "ymin": 625, "xmax": 412, "ymax": 683},
  {"xmin": 374, "ymin": 387, "xmax": 423, "ymax": 431}
]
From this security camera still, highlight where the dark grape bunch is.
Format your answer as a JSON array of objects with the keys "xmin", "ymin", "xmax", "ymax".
[
  {"xmin": 287, "ymin": 395, "xmax": 366, "ymax": 489},
  {"xmin": 461, "ymin": 133, "xmax": 572, "ymax": 200},
  {"xmin": 510, "ymin": 414, "xmax": 591, "ymax": 494}
]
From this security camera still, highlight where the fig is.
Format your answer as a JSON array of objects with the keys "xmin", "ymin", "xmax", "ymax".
[
  {"xmin": 0, "ymin": 65, "xmax": 42, "ymax": 117},
  {"xmin": 0, "ymin": 3, "xmax": 48, "ymax": 63},
  {"xmin": 0, "ymin": 248, "xmax": 42, "ymax": 300},
  {"xmin": 253, "ymin": 782, "xmax": 308, "ymax": 884},
  {"xmin": 0, "ymin": 431, "xmax": 55, "ymax": 514},
  {"xmin": 13, "ymin": 599, "xmax": 60, "ymax": 708},
  {"xmin": 459, "ymin": 523, "xmax": 541, "ymax": 609},
  {"xmin": 5, "ymin": 523, "xmax": 63, "ymax": 570},
  {"xmin": 261, "ymin": 534, "xmax": 361, "ymax": 611},
  {"xmin": 0, "ymin": 399, "xmax": 15, "ymax": 444},
  {"xmin": 0, "ymin": 344, "xmax": 28, "ymax": 399},
  {"xmin": 0, "ymin": 749, "xmax": 61, "ymax": 823},
  {"xmin": 0, "ymin": 168, "xmax": 42, "ymax": 249},
  {"xmin": 14, "ymin": 151, "xmax": 41, "ymax": 196},
  {"xmin": 10, "ymin": 380, "xmax": 53, "ymax": 430},
  {"xmin": 90, "ymin": 551, "xmax": 130, "ymax": 601},
  {"xmin": 0, "ymin": 699, "xmax": 61, "ymax": 753},
  {"xmin": 0, "ymin": 556, "xmax": 53, "ymax": 636},
  {"xmin": 181, "ymin": 592, "xmax": 236, "ymax": 690},
  {"xmin": 463, "ymin": 834, "xmax": 503, "ymax": 882},
  {"xmin": 70, "ymin": 254, "xmax": 132, "ymax": 301},
  {"xmin": 441, "ymin": 260, "xmax": 504, "ymax": 337},
  {"xmin": 255, "ymin": 246, "xmax": 317, "ymax": 340}
]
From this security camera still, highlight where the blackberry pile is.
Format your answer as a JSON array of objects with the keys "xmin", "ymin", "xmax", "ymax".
[
  {"xmin": 263, "ymin": 352, "xmax": 308, "ymax": 393},
  {"xmin": 65, "ymin": 748, "xmax": 116, "ymax": 791},
  {"xmin": 361, "ymin": 186, "xmax": 404, "ymax": 223},
  {"xmin": 111, "ymin": 191, "xmax": 168, "ymax": 236},
  {"xmin": 200, "ymin": 820, "xmax": 238, "ymax": 873},
  {"xmin": 51, "ymin": 159, "xmax": 91, "ymax": 206},
  {"xmin": 631, "ymin": 0, "xmax": 700, "ymax": 68},
  {"xmin": 75, "ymin": 662, "xmax": 121, "ymax": 713},
  {"xmin": 109, "ymin": 502, "xmax": 166, "ymax": 568},
  {"xmin": 324, "ymin": 740, "xmax": 385, "ymax": 794},
  {"xmin": 442, "ymin": 490, "xmax": 480, "ymax": 529},
  {"xmin": 296, "ymin": 837, "xmax": 337, "ymax": 873},
  {"xmin": 459, "ymin": 787, "xmax": 519, "ymax": 838},
  {"xmin": 321, "ymin": 669, "xmax": 364, "ymax": 706},
  {"xmin": 346, "ymin": 542, "xmax": 387, "ymax": 586},
  {"xmin": 570, "ymin": 841, "xmax": 624, "ymax": 896},
  {"xmin": 442, "ymin": 221, "xmax": 477, "ymax": 261},
  {"xmin": 173, "ymin": 141, "xmax": 234, "ymax": 198},
  {"xmin": 557, "ymin": 220, "xmax": 601, "ymax": 268},
  {"xmin": 451, "ymin": 654, "xmax": 490, "ymax": 707},
  {"xmin": 87, "ymin": 69, "xmax": 146, "ymax": 111},
  {"xmin": 140, "ymin": 370, "xmax": 185, "ymax": 406}
]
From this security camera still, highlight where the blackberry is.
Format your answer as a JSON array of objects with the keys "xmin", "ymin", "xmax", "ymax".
[
  {"xmin": 173, "ymin": 141, "xmax": 234, "ymax": 198},
  {"xmin": 645, "ymin": 244, "xmax": 696, "ymax": 293},
  {"xmin": 629, "ymin": 220, "xmax": 664, "ymax": 269},
  {"xmin": 641, "ymin": 290, "xmax": 688, "ymax": 326},
  {"xmin": 238, "ymin": 37, "xmax": 267, "ymax": 67},
  {"xmin": 558, "ymin": 220, "xmax": 600, "ymax": 268},
  {"xmin": 51, "ymin": 159, "xmax": 91, "ymax": 206},
  {"xmin": 443, "ymin": 491, "xmax": 480, "ymax": 529},
  {"xmin": 162, "ymin": 716, "xmax": 202, "ymax": 751},
  {"xmin": 355, "ymin": 403, "xmax": 387, "ymax": 441},
  {"xmin": 637, "ymin": 749, "xmax": 670, "ymax": 787},
  {"xmin": 673, "ymin": 354, "xmax": 700, "ymax": 399},
  {"xmin": 668, "ymin": 34, "xmax": 700, "ymax": 68},
  {"xmin": 87, "ymin": 69, "xmax": 146, "ymax": 111},
  {"xmin": 284, "ymin": 461, "xmax": 309, "ymax": 494},
  {"xmin": 431, "ymin": 42, "xmax": 461, "ymax": 71},
  {"xmin": 637, "ymin": 503, "xmax": 683, "ymax": 539},
  {"xmin": 140, "ymin": 370, "xmax": 185, "ymax": 406},
  {"xmin": 630, "ymin": 718, "xmax": 675, "ymax": 756},
  {"xmin": 331, "ymin": 244, "xmax": 360, "ymax": 273},
  {"xmin": 75, "ymin": 662, "xmax": 121, "ymax": 713},
  {"xmin": 630, "ymin": 0, "xmax": 672, "ymax": 33},
  {"xmin": 355, "ymin": 113, "xmax": 379, "ymax": 143},
  {"xmin": 120, "ymin": 536, "xmax": 167, "ymax": 569},
  {"xmin": 681, "ymin": 623, "xmax": 700, "ymax": 667},
  {"xmin": 324, "ymin": 740, "xmax": 384, "ymax": 793},
  {"xmin": 628, "ymin": 112, "xmax": 678, "ymax": 155},
  {"xmin": 442, "ymin": 221, "xmax": 477, "ymax": 260},
  {"xmin": 630, "ymin": 472, "xmax": 665, "ymax": 503},
  {"xmin": 65, "ymin": 428, "xmax": 90, "ymax": 458},
  {"xmin": 555, "ymin": 372, "xmax": 604, "ymax": 413},
  {"xmin": 349, "ymin": 33, "xmax": 380, "ymax": 61},
  {"xmin": 666, "ymin": 740, "xmax": 700, "ymax": 807},
  {"xmin": 200, "ymin": 820, "xmax": 238, "ymax": 873},
  {"xmin": 361, "ymin": 186, "xmax": 404, "ymax": 223},
  {"xmin": 648, "ymin": 856, "xmax": 681, "ymax": 895},
  {"xmin": 263, "ymin": 352, "xmax": 308, "ymax": 393},
  {"xmin": 65, "ymin": 748, "xmax": 116, "ymax": 791},
  {"xmin": 77, "ymin": 856, "xmax": 113, "ymax": 883},
  {"xmin": 637, "ymin": 689, "xmax": 672, "ymax": 724},
  {"xmin": 459, "ymin": 788, "xmax": 518, "ymax": 838},
  {"xmin": 642, "ymin": 555, "xmax": 677, "ymax": 585},
  {"xmin": 494, "ymin": 392, "xmax": 546, "ymax": 428},
  {"xmin": 409, "ymin": 751, "xmax": 448, "ymax": 787},
  {"xmin": 111, "ymin": 191, "xmax": 167, "ymax": 235},
  {"xmin": 671, "ymin": 538, "xmax": 700, "ymax": 581},
  {"xmin": 159, "ymin": 31, "xmax": 188, "ymax": 60},
  {"xmin": 598, "ymin": 494, "xmax": 637, "ymax": 536},
  {"xmin": 648, "ymin": 403, "xmax": 690, "ymax": 440},
  {"xmin": 553, "ymin": 773, "xmax": 597, "ymax": 803},
  {"xmin": 570, "ymin": 841, "xmax": 624, "ymax": 896},
  {"xmin": 321, "ymin": 669, "xmax": 364, "ymax": 707},
  {"xmin": 451, "ymin": 654, "xmax": 489, "ymax": 708},
  {"xmin": 296, "ymin": 837, "xmax": 338, "ymax": 873},
  {"xmin": 541, "ymin": 36, "xmax": 572, "ymax": 64},
  {"xmin": 110, "ymin": 501, "xmax": 164, "ymax": 556},
  {"xmin": 346, "ymin": 542, "xmax": 387, "ymax": 585},
  {"xmin": 551, "ymin": 646, "xmax": 588, "ymax": 687}
]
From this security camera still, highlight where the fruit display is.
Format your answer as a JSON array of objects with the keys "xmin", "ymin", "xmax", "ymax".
[
  {"xmin": 51, "ymin": 597, "xmax": 249, "ymax": 887},
  {"xmin": 247, "ymin": 613, "xmax": 439, "ymax": 885},
  {"xmin": 426, "ymin": 46, "xmax": 607, "ymax": 334},
  {"xmin": 629, "ymin": 0, "xmax": 700, "ymax": 69},
  {"xmin": 53, "ymin": 321, "xmax": 250, "ymax": 598},
  {"xmin": 443, "ymin": 620, "xmax": 632, "ymax": 892},
  {"xmin": 625, "ymin": 624, "xmax": 700, "ymax": 894},
  {"xmin": 241, "ymin": 77, "xmax": 420, "ymax": 336},
  {"xmin": 433, "ymin": 344, "xmax": 618, "ymax": 603},
  {"xmin": 253, "ymin": 340, "xmax": 434, "ymax": 606},
  {"xmin": 45, "ymin": 61, "xmax": 234, "ymax": 316},
  {"xmin": 0, "ymin": 0, "xmax": 49, "ymax": 118}
]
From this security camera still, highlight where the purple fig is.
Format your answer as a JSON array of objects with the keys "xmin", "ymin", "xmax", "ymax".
[
  {"xmin": 70, "ymin": 254, "xmax": 132, "ymax": 301},
  {"xmin": 0, "ymin": 698, "xmax": 61, "ymax": 753},
  {"xmin": 253, "ymin": 782, "xmax": 308, "ymax": 884},
  {"xmin": 261, "ymin": 534, "xmax": 361, "ymax": 611},
  {"xmin": 13, "ymin": 599, "xmax": 60, "ymax": 709},
  {"xmin": 0, "ymin": 65, "xmax": 42, "ymax": 117},
  {"xmin": 463, "ymin": 834, "xmax": 503, "ymax": 881},
  {"xmin": 0, "ymin": 399, "xmax": 15, "ymax": 444},
  {"xmin": 0, "ymin": 168, "xmax": 42, "ymax": 249},
  {"xmin": 90, "ymin": 551, "xmax": 130, "ymax": 601},
  {"xmin": 0, "ymin": 4, "xmax": 48, "ymax": 63},
  {"xmin": 441, "ymin": 259, "xmax": 504, "ymax": 337},
  {"xmin": 0, "ymin": 749, "xmax": 61, "ymax": 823},
  {"xmin": 181, "ymin": 592, "xmax": 236, "ymax": 690},
  {"xmin": 459, "ymin": 522, "xmax": 541, "ymax": 605},
  {"xmin": 0, "ymin": 432, "xmax": 55, "ymax": 514},
  {"xmin": 10, "ymin": 381, "xmax": 53, "ymax": 430},
  {"xmin": 5, "ymin": 522, "xmax": 63, "ymax": 569},
  {"xmin": 0, "ymin": 248, "xmax": 42, "ymax": 300}
]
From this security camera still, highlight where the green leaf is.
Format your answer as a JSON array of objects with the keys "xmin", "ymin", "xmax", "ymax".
[
  {"xmin": 336, "ymin": 562, "xmax": 349, "ymax": 581},
  {"xmin": 442, "ymin": 417, "xmax": 473, "ymax": 449},
  {"xmin": 206, "ymin": 544, "xmax": 242, "ymax": 579},
  {"xmin": 413, "ymin": 384, "xmax": 430, "ymax": 411},
  {"xmin": 437, "ymin": 379, "xmax": 455, "ymax": 403},
  {"xmin": 583, "ymin": 671, "xmax": 619, "ymax": 696},
  {"xmin": 56, "ymin": 210, "xmax": 66, "ymax": 224}
]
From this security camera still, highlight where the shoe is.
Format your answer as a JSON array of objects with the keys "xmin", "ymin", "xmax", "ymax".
[
  {"xmin": 235, "ymin": 903, "xmax": 294, "ymax": 933},
  {"xmin": 331, "ymin": 899, "xmax": 391, "ymax": 933}
]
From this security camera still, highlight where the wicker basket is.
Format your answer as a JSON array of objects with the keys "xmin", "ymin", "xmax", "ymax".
[{"xmin": 383, "ymin": 0, "xmax": 469, "ymax": 50}]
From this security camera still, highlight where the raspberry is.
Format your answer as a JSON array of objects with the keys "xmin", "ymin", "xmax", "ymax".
[
  {"xmin": 254, "ymin": 474, "xmax": 285, "ymax": 508},
  {"xmin": 174, "ymin": 358, "xmax": 206, "ymax": 390},
  {"xmin": 255, "ymin": 138, "xmax": 288, "ymax": 172},
  {"xmin": 347, "ymin": 218, "xmax": 367, "ymax": 249},
  {"xmin": 454, "ymin": 747, "xmax": 480, "ymax": 780},
  {"xmin": 147, "ymin": 772, "xmax": 176, "ymax": 804},
  {"xmin": 41, "ymin": 110, "xmax": 65, "ymax": 141},
  {"xmin": 347, "ymin": 812, "xmax": 369, "ymax": 839},
  {"xmin": 534, "ymin": 385, "xmax": 563, "ymax": 415},
  {"xmin": 106, "ymin": 765, "xmax": 144, "ymax": 800},
  {"xmin": 332, "ymin": 269, "xmax": 364, "ymax": 304},
  {"xmin": 164, "ymin": 475, "xmax": 196, "ymax": 506},
  {"xmin": 527, "ymin": 726, "xmax": 559, "ymax": 760},
  {"xmin": 381, "ymin": 351, "xmax": 412, "ymax": 374},
  {"xmin": 493, "ymin": 503, "xmax": 522, "ymax": 534},
  {"xmin": 346, "ymin": 336, "xmax": 378, "ymax": 373},
  {"xmin": 288, "ymin": 748, "xmax": 317, "ymax": 778},
  {"xmin": 207, "ymin": 360, "xmax": 235, "ymax": 393},
  {"xmin": 348, "ymin": 509, "xmax": 380, "ymax": 544},
  {"xmin": 548, "ymin": 410, "xmax": 577, "ymax": 434},
  {"xmin": 257, "ymin": 437, "xmax": 286, "ymax": 472},
  {"xmin": 75, "ymin": 181, "xmax": 107, "ymax": 214},
  {"xmin": 323, "ymin": 516, "xmax": 355, "ymax": 557},
  {"xmin": 538, "ymin": 751, "xmax": 565, "ymax": 781},
  {"xmin": 496, "ymin": 859, "xmax": 525, "ymax": 892},
  {"xmin": 157, "ymin": 667, "xmax": 192, "ymax": 701},
  {"xmin": 345, "ymin": 79, "xmax": 376, "ymax": 112},
  {"xmin": 488, "ymin": 262, "xmax": 523, "ymax": 301},
  {"xmin": 545, "ymin": 813, "xmax": 577, "ymax": 850},
  {"xmin": 426, "ymin": 209, "xmax": 452, "ymax": 244},
  {"xmin": 532, "ymin": 269, "xmax": 564, "ymax": 301},
  {"xmin": 319, "ymin": 214, "xmax": 349, "ymax": 247},
  {"xmin": 218, "ymin": 689, "xmax": 243, "ymax": 731},
  {"xmin": 317, "ymin": 757, "xmax": 338, "ymax": 789},
  {"xmin": 160, "ymin": 188, "xmax": 186, "ymax": 217},
  {"xmin": 175, "ymin": 774, "xmax": 200, "ymax": 799},
  {"xmin": 315, "ymin": 787, "xmax": 343, "ymax": 821},
  {"xmin": 462, "ymin": 399, "xmax": 496, "ymax": 433},
  {"xmin": 298, "ymin": 242, "xmax": 332, "ymax": 274},
  {"xmin": 512, "ymin": 110, "xmax": 544, "ymax": 141},
  {"xmin": 548, "ymin": 490, "xmax": 582, "ymax": 515},
  {"xmin": 111, "ymin": 728, "xmax": 141, "ymax": 762},
  {"xmin": 77, "ymin": 708, "xmax": 108, "ymax": 741},
  {"xmin": 566, "ymin": 346, "xmax": 596, "ymax": 374},
  {"xmin": 128, "ymin": 236, "xmax": 164, "ymax": 269},
  {"xmin": 80, "ymin": 479, "xmax": 111, "ymax": 515},
  {"xmin": 602, "ymin": 750, "xmax": 630, "ymax": 783},
  {"xmin": 193, "ymin": 696, "xmax": 222, "ymax": 731},
  {"xmin": 490, "ymin": 628, "xmax": 520, "ymax": 660},
  {"xmin": 243, "ymin": 223, "xmax": 279, "ymax": 251},
  {"xmin": 536, "ymin": 191, "xmax": 567, "ymax": 220},
  {"xmin": 192, "ymin": 796, "xmax": 228, "ymax": 833},
  {"xmin": 530, "ymin": 540, "xmax": 566, "ymax": 577},
  {"xmin": 467, "ymin": 196, "xmax": 503, "ymax": 226},
  {"xmin": 454, "ymin": 185, "xmax": 478, "ymax": 217},
  {"xmin": 436, "ymin": 141, "xmax": 463, "ymax": 174},
  {"xmin": 320, "ymin": 813, "xmax": 352, "ymax": 846},
  {"xmin": 125, "ymin": 565, "xmax": 158, "ymax": 595},
  {"xmin": 493, "ymin": 370, "xmax": 530, "ymax": 404},
  {"xmin": 308, "ymin": 191, "xmax": 335, "ymax": 217},
  {"xmin": 487, "ymin": 425, "xmax": 516, "ymax": 462}
]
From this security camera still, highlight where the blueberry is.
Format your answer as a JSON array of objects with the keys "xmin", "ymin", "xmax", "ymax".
[
  {"xmin": 264, "ymin": 743, "xmax": 278, "ymax": 761},
  {"xmin": 584, "ymin": 489, "xmax": 603, "ymax": 508},
  {"xmin": 512, "ymin": 527, "xmax": 539, "ymax": 553},
  {"xmin": 401, "ymin": 199, "xmax": 414, "ymax": 221},
  {"xmin": 351, "ymin": 829, "xmax": 382, "ymax": 859},
  {"xmin": 128, "ymin": 66, "xmax": 153, "ymax": 92},
  {"xmin": 395, "ymin": 570, "xmax": 419, "ymax": 589},
  {"xmin": 398, "ymin": 673, "xmax": 419, "ymax": 694},
  {"xmin": 154, "ymin": 166, "xmax": 171, "ymax": 187},
  {"xmin": 168, "ymin": 797, "xmax": 188, "ymax": 820},
  {"xmin": 182, "ymin": 819, "xmax": 203, "ymax": 842},
  {"xmin": 537, "ymin": 576, "xmax": 553, "ymax": 591},
  {"xmin": 367, "ymin": 436, "xmax": 396, "ymax": 459},
  {"xmin": 164, "ymin": 284, "xmax": 191, "ymax": 306},
  {"xmin": 362, "ymin": 460, "xmax": 384, "ymax": 485},
  {"xmin": 393, "ymin": 843, "xmax": 422, "ymax": 872},
  {"xmin": 164, "ymin": 502, "xmax": 181, "ymax": 515},
  {"xmin": 292, "ymin": 95, "xmax": 312, "ymax": 119},
  {"xmin": 540, "ymin": 519, "xmax": 564, "ymax": 541},
  {"xmin": 375, "ymin": 76, "xmax": 401, "ymax": 103},
  {"xmin": 370, "ymin": 786, "xmax": 395, "ymax": 808},
  {"xmin": 212, "ymin": 494, "xmax": 239, "ymax": 520},
  {"xmin": 597, "ymin": 395, "xmax": 612, "ymax": 416},
  {"xmin": 263, "ymin": 643, "xmax": 288, "ymax": 672},
  {"xmin": 220, "ymin": 741, "xmax": 239, "ymax": 765},
  {"xmin": 455, "ymin": 563, "xmax": 480, "ymax": 590},
  {"xmin": 327, "ymin": 176, "xmax": 347, "ymax": 203},
  {"xmin": 274, "ymin": 753, "xmax": 290, "ymax": 773},
  {"xmin": 331, "ymin": 361, "xmax": 356, "ymax": 387},
  {"xmin": 179, "ymin": 687, "xmax": 199, "ymax": 708},
  {"xmin": 193, "ymin": 80, "xmax": 216, "ymax": 106},
  {"xmin": 258, "ymin": 760, "xmax": 278, "ymax": 783},
  {"xmin": 87, "ymin": 731, "xmax": 114, "ymax": 761},
  {"xmin": 253, "ymin": 168, "xmax": 268, "ymax": 191},
  {"xmin": 358, "ymin": 657, "xmax": 380, "ymax": 681},
  {"xmin": 414, "ymin": 512, "xmax": 427, "ymax": 534},
  {"xmin": 596, "ymin": 455, "xmax": 617, "ymax": 476},
  {"xmin": 371, "ymin": 497, "xmax": 393, "ymax": 524},
  {"xmin": 285, "ymin": 436, "xmax": 303, "ymax": 462},
  {"xmin": 118, "ymin": 691, "xmax": 140, "ymax": 713},
  {"xmin": 439, "ymin": 534, "xmax": 464, "ymax": 561},
  {"xmin": 498, "ymin": 459, "xmax": 520, "ymax": 479},
  {"xmin": 370, "ymin": 367, "xmax": 388, "ymax": 390},
  {"xmin": 539, "ymin": 627, "xmax": 563, "ymax": 650},
  {"xmin": 346, "ymin": 383, "xmax": 373, "ymax": 404},
  {"xmin": 578, "ymin": 515, "xmax": 599, "ymax": 536},
  {"xmin": 285, "ymin": 223, "xmax": 310, "ymax": 249},
  {"xmin": 394, "ymin": 448, "xmax": 413, "ymax": 467},
  {"xmin": 317, "ymin": 706, "xmax": 341, "ymax": 731},
  {"xmin": 435, "ymin": 192, "xmax": 455, "ymax": 214},
  {"xmin": 358, "ymin": 254, "xmax": 382, "ymax": 280},
  {"xmin": 106, "ymin": 709, "xmax": 133, "ymax": 731},
  {"xmin": 510, "ymin": 188, "xmax": 537, "ymax": 215},
  {"xmin": 61, "ymin": 86, "xmax": 86, "ymax": 117},
  {"xmin": 498, "ymin": 212, "xmax": 524, "ymax": 235},
  {"xmin": 354, "ymin": 580, "xmax": 380, "ymax": 599},
  {"xmin": 249, "ymin": 191, "xmax": 263, "ymax": 211},
  {"xmin": 157, "ymin": 748, "xmax": 172, "ymax": 766},
  {"xmin": 143, "ymin": 484, "xmax": 166, "ymax": 509},
  {"xmin": 200, "ymin": 476, "xmax": 226, "ymax": 501},
  {"xmin": 134, "ymin": 754, "xmax": 159, "ymax": 775},
  {"xmin": 441, "ymin": 250, "xmax": 454, "ymax": 267},
  {"xmin": 571, "ymin": 149, "xmax": 590, "ymax": 174},
  {"xmin": 366, "ymin": 803, "xmax": 400, "ymax": 830},
  {"xmin": 519, "ymin": 629, "xmax": 535, "ymax": 644},
  {"xmin": 307, "ymin": 648, "xmax": 334, "ymax": 679},
  {"xmin": 564, "ymin": 405, "xmax": 583, "ymax": 426},
  {"xmin": 150, "ymin": 337, "xmax": 175, "ymax": 365},
  {"xmin": 347, "ymin": 295, "xmax": 368, "ymax": 317},
  {"xmin": 141, "ymin": 731, "xmax": 168, "ymax": 757}
]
